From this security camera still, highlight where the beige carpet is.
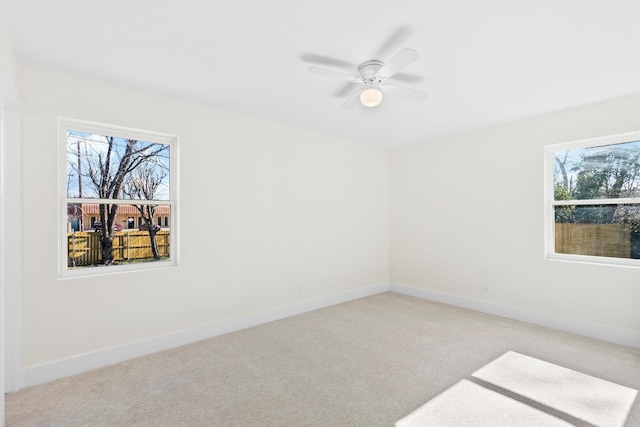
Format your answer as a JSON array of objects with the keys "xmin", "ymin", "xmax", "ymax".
[{"xmin": 6, "ymin": 292, "xmax": 640, "ymax": 426}]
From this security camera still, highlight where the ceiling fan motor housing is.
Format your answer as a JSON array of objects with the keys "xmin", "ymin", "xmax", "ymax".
[{"xmin": 359, "ymin": 60, "xmax": 384, "ymax": 81}]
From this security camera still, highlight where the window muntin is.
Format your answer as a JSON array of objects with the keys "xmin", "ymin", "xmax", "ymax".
[
  {"xmin": 546, "ymin": 132, "xmax": 640, "ymax": 266},
  {"xmin": 60, "ymin": 119, "xmax": 178, "ymax": 277}
]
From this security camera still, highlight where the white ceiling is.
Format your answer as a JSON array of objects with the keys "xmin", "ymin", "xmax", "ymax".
[{"xmin": 1, "ymin": 0, "xmax": 639, "ymax": 148}]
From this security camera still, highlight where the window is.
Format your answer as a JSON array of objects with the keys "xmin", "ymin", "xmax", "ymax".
[
  {"xmin": 60, "ymin": 118, "xmax": 178, "ymax": 277},
  {"xmin": 545, "ymin": 131, "xmax": 640, "ymax": 266}
]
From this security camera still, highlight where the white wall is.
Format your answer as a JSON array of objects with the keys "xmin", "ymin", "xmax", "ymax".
[
  {"xmin": 390, "ymin": 95, "xmax": 640, "ymax": 346},
  {"xmin": 1, "ymin": 19, "xmax": 23, "ymax": 427},
  {"xmin": 13, "ymin": 59, "xmax": 640, "ymax": 388},
  {"xmin": 18, "ymin": 64, "xmax": 389, "ymax": 370},
  {"xmin": 0, "ymin": 20, "xmax": 18, "ymax": 88}
]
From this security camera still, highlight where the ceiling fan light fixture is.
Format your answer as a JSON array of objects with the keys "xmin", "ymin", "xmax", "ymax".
[{"xmin": 360, "ymin": 87, "xmax": 383, "ymax": 107}]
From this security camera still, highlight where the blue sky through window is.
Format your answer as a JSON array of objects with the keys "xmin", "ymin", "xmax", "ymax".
[{"xmin": 66, "ymin": 131, "xmax": 170, "ymax": 200}]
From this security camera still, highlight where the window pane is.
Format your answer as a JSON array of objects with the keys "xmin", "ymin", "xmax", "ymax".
[
  {"xmin": 66, "ymin": 203, "xmax": 171, "ymax": 268},
  {"xmin": 554, "ymin": 204, "xmax": 640, "ymax": 259},
  {"xmin": 553, "ymin": 140, "xmax": 640, "ymax": 201},
  {"xmin": 66, "ymin": 131, "xmax": 170, "ymax": 201}
]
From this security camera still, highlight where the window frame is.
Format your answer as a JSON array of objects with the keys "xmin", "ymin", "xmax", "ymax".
[
  {"xmin": 544, "ymin": 130, "xmax": 640, "ymax": 267},
  {"xmin": 58, "ymin": 117, "xmax": 179, "ymax": 278}
]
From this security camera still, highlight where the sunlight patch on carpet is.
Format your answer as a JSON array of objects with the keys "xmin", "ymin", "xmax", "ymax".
[
  {"xmin": 396, "ymin": 379, "xmax": 572, "ymax": 427},
  {"xmin": 472, "ymin": 351, "xmax": 637, "ymax": 427},
  {"xmin": 397, "ymin": 351, "xmax": 637, "ymax": 427}
]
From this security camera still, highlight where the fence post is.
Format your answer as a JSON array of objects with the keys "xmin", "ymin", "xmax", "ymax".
[{"xmin": 71, "ymin": 232, "xmax": 76, "ymax": 267}]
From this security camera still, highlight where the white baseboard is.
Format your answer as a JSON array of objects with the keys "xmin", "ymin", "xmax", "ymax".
[
  {"xmin": 20, "ymin": 283, "xmax": 391, "ymax": 389},
  {"xmin": 391, "ymin": 283, "xmax": 640, "ymax": 349}
]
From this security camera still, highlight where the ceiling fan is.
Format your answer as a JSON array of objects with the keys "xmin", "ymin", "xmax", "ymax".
[{"xmin": 307, "ymin": 47, "xmax": 428, "ymax": 109}]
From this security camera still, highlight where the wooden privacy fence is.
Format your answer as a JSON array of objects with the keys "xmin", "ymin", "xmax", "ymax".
[
  {"xmin": 555, "ymin": 223, "xmax": 631, "ymax": 258},
  {"xmin": 68, "ymin": 230, "xmax": 170, "ymax": 267}
]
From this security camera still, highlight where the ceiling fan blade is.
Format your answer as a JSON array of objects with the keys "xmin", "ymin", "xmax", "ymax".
[
  {"xmin": 335, "ymin": 82, "xmax": 357, "ymax": 98},
  {"xmin": 340, "ymin": 88, "xmax": 363, "ymax": 109},
  {"xmin": 376, "ymin": 48, "xmax": 419, "ymax": 79},
  {"xmin": 374, "ymin": 26, "xmax": 413, "ymax": 59},
  {"xmin": 390, "ymin": 72, "xmax": 423, "ymax": 84},
  {"xmin": 381, "ymin": 83, "xmax": 428, "ymax": 102},
  {"xmin": 301, "ymin": 53, "xmax": 353, "ymax": 69},
  {"xmin": 308, "ymin": 67, "xmax": 361, "ymax": 83}
]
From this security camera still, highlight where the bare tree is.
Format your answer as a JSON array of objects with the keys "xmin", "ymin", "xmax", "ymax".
[
  {"xmin": 123, "ymin": 163, "xmax": 168, "ymax": 260},
  {"xmin": 554, "ymin": 151, "xmax": 570, "ymax": 193},
  {"xmin": 71, "ymin": 136, "xmax": 168, "ymax": 265}
]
